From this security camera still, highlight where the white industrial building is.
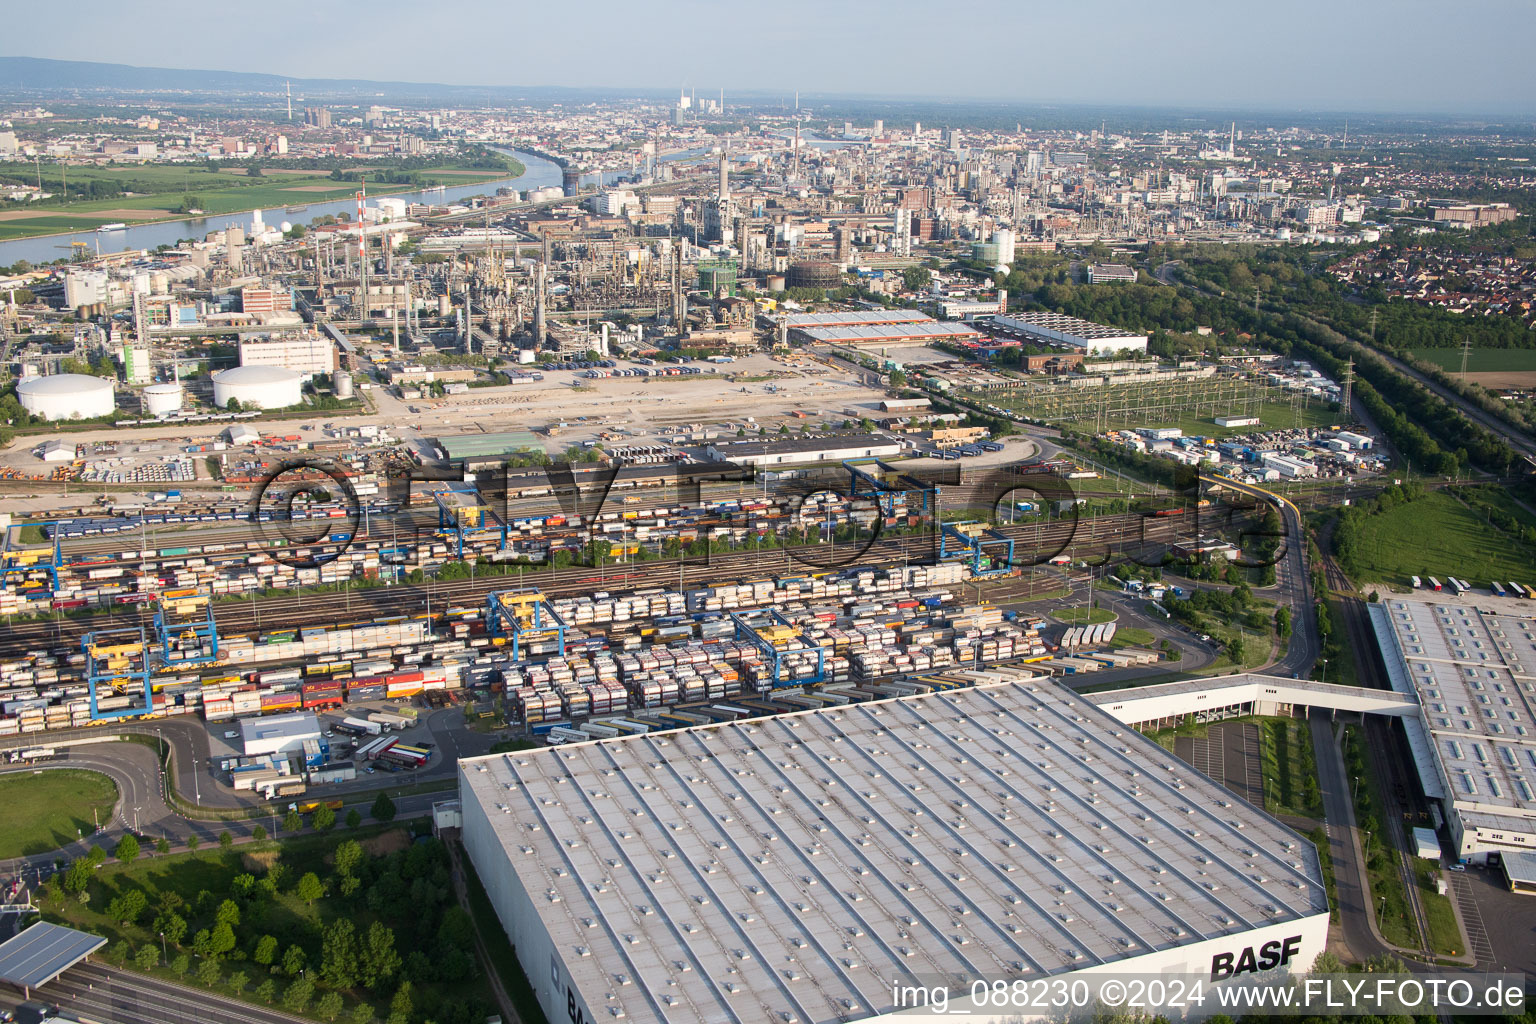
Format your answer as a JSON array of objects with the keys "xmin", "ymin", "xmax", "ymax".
[
  {"xmin": 990, "ymin": 312, "xmax": 1148, "ymax": 357},
  {"xmin": 460, "ymin": 677, "xmax": 1330, "ymax": 1024},
  {"xmin": 1370, "ymin": 598, "xmax": 1536, "ymax": 863},
  {"xmin": 212, "ymin": 365, "xmax": 303, "ymax": 410},
  {"xmin": 238, "ymin": 332, "xmax": 336, "ymax": 377},
  {"xmin": 239, "ymin": 711, "xmax": 321, "ymax": 758},
  {"xmin": 16, "ymin": 374, "xmax": 115, "ymax": 421},
  {"xmin": 707, "ymin": 433, "xmax": 903, "ymax": 468}
]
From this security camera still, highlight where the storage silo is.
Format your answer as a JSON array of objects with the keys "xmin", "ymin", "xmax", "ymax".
[
  {"xmin": 16, "ymin": 374, "xmax": 115, "ymax": 421},
  {"xmin": 212, "ymin": 365, "xmax": 302, "ymax": 410},
  {"xmin": 334, "ymin": 371, "xmax": 354, "ymax": 399},
  {"xmin": 142, "ymin": 382, "xmax": 184, "ymax": 417}
]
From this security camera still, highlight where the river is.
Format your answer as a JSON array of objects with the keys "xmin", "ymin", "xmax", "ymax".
[
  {"xmin": 0, "ymin": 148, "xmax": 575, "ymax": 268},
  {"xmin": 0, "ymin": 138, "xmax": 849, "ymax": 268}
]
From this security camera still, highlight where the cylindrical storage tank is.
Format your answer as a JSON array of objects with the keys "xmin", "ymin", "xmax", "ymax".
[
  {"xmin": 142, "ymin": 382, "xmax": 184, "ymax": 417},
  {"xmin": 787, "ymin": 260, "xmax": 843, "ymax": 290},
  {"xmin": 333, "ymin": 371, "xmax": 353, "ymax": 399},
  {"xmin": 148, "ymin": 271, "xmax": 170, "ymax": 294},
  {"xmin": 517, "ymin": 348, "xmax": 536, "ymax": 364},
  {"xmin": 16, "ymin": 374, "xmax": 115, "ymax": 421},
  {"xmin": 765, "ymin": 274, "xmax": 786, "ymax": 293},
  {"xmin": 212, "ymin": 365, "xmax": 302, "ymax": 410}
]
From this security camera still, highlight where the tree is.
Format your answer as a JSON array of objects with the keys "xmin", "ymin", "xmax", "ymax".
[
  {"xmin": 61, "ymin": 859, "xmax": 91, "ymax": 895},
  {"xmin": 389, "ymin": 981, "xmax": 414, "ymax": 1021},
  {"xmin": 196, "ymin": 958, "xmax": 221, "ymax": 989},
  {"xmin": 107, "ymin": 888, "xmax": 148, "ymax": 924},
  {"xmin": 133, "ymin": 944, "xmax": 159, "ymax": 970},
  {"xmin": 349, "ymin": 1002, "xmax": 375, "ymax": 1024},
  {"xmin": 317, "ymin": 991, "xmax": 346, "ymax": 1022},
  {"xmin": 313, "ymin": 803, "xmax": 336, "ymax": 832},
  {"xmin": 334, "ymin": 839, "xmax": 364, "ymax": 877},
  {"xmin": 283, "ymin": 810, "xmax": 304, "ymax": 834},
  {"xmin": 295, "ymin": 871, "xmax": 325, "ymax": 905},
  {"xmin": 371, "ymin": 792, "xmax": 396, "ymax": 823},
  {"xmin": 228, "ymin": 970, "xmax": 249, "ymax": 996},
  {"xmin": 901, "ymin": 266, "xmax": 931, "ymax": 292},
  {"xmin": 109, "ymin": 939, "xmax": 132, "ymax": 965},
  {"xmin": 115, "ymin": 834, "xmax": 140, "ymax": 865},
  {"xmin": 320, "ymin": 919, "xmax": 359, "ymax": 988},
  {"xmin": 282, "ymin": 944, "xmax": 307, "ymax": 977},
  {"xmin": 186, "ymin": 833, "xmax": 201, "ymax": 855},
  {"xmin": 250, "ymin": 824, "xmax": 267, "ymax": 842},
  {"xmin": 254, "ymin": 978, "xmax": 277, "ymax": 1005},
  {"xmin": 156, "ymin": 837, "xmax": 171, "ymax": 855},
  {"xmin": 210, "ymin": 921, "xmax": 237, "ymax": 958},
  {"xmin": 361, "ymin": 921, "xmax": 400, "ymax": 989},
  {"xmin": 345, "ymin": 809, "xmax": 361, "ymax": 829},
  {"xmin": 253, "ymin": 934, "xmax": 279, "ymax": 967},
  {"xmin": 283, "ymin": 978, "xmax": 315, "ymax": 1014},
  {"xmin": 170, "ymin": 953, "xmax": 191, "ymax": 979},
  {"xmin": 154, "ymin": 910, "xmax": 187, "ymax": 947},
  {"xmin": 215, "ymin": 899, "xmax": 241, "ymax": 929},
  {"xmin": 219, "ymin": 830, "xmax": 234, "ymax": 851}
]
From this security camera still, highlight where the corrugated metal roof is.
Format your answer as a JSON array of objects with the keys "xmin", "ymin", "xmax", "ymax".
[
  {"xmin": 461, "ymin": 676, "xmax": 1328, "ymax": 1024},
  {"xmin": 0, "ymin": 922, "xmax": 107, "ymax": 989}
]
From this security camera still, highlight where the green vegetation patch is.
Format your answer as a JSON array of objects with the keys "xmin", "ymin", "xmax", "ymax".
[
  {"xmin": 1340, "ymin": 488, "xmax": 1536, "ymax": 587},
  {"xmin": 1408, "ymin": 348, "xmax": 1536, "ymax": 373},
  {"xmin": 0, "ymin": 769, "xmax": 117, "ymax": 857}
]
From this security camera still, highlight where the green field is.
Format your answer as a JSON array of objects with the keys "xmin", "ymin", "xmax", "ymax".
[
  {"xmin": 1409, "ymin": 348, "xmax": 1536, "ymax": 373},
  {"xmin": 0, "ymin": 158, "xmax": 523, "ymax": 241},
  {"xmin": 968, "ymin": 379, "xmax": 1339, "ymax": 438},
  {"xmin": 1259, "ymin": 718, "xmax": 1323, "ymax": 820},
  {"xmin": 1347, "ymin": 489, "xmax": 1536, "ymax": 586},
  {"xmin": 1055, "ymin": 606, "xmax": 1115, "ymax": 625},
  {"xmin": 0, "ymin": 769, "xmax": 117, "ymax": 857}
]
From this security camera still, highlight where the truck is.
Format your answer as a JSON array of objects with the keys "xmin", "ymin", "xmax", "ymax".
[
  {"xmin": 7, "ymin": 747, "xmax": 55, "ymax": 763},
  {"xmin": 358, "ymin": 737, "xmax": 397, "ymax": 761},
  {"xmin": 368, "ymin": 712, "xmax": 412, "ymax": 731},
  {"xmin": 343, "ymin": 716, "xmax": 382, "ymax": 736},
  {"xmin": 290, "ymin": 799, "xmax": 343, "ymax": 814},
  {"xmin": 1427, "ymin": 576, "xmax": 1442, "ymax": 592}
]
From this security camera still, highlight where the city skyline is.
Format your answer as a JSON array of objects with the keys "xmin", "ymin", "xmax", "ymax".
[{"xmin": 6, "ymin": 0, "xmax": 1535, "ymax": 116}]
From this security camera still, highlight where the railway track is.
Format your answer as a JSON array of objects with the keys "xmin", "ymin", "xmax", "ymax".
[{"xmin": 2, "ymin": 511, "xmax": 1201, "ymax": 657}]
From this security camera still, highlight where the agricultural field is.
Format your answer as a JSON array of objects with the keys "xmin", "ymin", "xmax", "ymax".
[
  {"xmin": 0, "ymin": 769, "xmax": 117, "ymax": 857},
  {"xmin": 1345, "ymin": 489, "xmax": 1536, "ymax": 587},
  {"xmin": 966, "ymin": 377, "xmax": 1339, "ymax": 438},
  {"xmin": 0, "ymin": 158, "xmax": 522, "ymax": 240},
  {"xmin": 1408, "ymin": 347, "xmax": 1536, "ymax": 373}
]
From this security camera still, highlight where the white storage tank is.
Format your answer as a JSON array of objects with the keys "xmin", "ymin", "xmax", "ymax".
[
  {"xmin": 517, "ymin": 348, "xmax": 536, "ymax": 364},
  {"xmin": 16, "ymin": 374, "xmax": 115, "ymax": 421},
  {"xmin": 334, "ymin": 371, "xmax": 354, "ymax": 399},
  {"xmin": 142, "ymin": 382, "xmax": 184, "ymax": 417},
  {"xmin": 212, "ymin": 364, "xmax": 302, "ymax": 410}
]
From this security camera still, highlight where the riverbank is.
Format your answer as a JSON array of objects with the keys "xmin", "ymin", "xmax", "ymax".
[{"xmin": 0, "ymin": 156, "xmax": 525, "ymax": 246}]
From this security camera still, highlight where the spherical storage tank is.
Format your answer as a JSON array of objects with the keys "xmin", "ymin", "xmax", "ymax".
[
  {"xmin": 142, "ymin": 382, "xmax": 184, "ymax": 417},
  {"xmin": 212, "ymin": 365, "xmax": 302, "ymax": 410},
  {"xmin": 16, "ymin": 374, "xmax": 115, "ymax": 421}
]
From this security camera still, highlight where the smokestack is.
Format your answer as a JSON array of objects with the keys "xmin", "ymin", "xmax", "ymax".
[{"xmin": 534, "ymin": 262, "xmax": 546, "ymax": 346}]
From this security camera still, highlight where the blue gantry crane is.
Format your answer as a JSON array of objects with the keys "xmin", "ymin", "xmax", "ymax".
[
  {"xmin": 730, "ymin": 608, "xmax": 826, "ymax": 687},
  {"xmin": 938, "ymin": 521, "xmax": 1014, "ymax": 576},
  {"xmin": 485, "ymin": 589, "xmax": 568, "ymax": 662}
]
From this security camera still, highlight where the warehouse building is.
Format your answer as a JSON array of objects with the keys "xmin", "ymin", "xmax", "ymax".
[
  {"xmin": 777, "ymin": 310, "xmax": 935, "ymax": 331},
  {"xmin": 990, "ymin": 312, "xmax": 1148, "ymax": 357},
  {"xmin": 239, "ymin": 711, "xmax": 321, "ymax": 758},
  {"xmin": 706, "ymin": 433, "xmax": 902, "ymax": 468},
  {"xmin": 460, "ymin": 677, "xmax": 1330, "ymax": 1024},
  {"xmin": 1370, "ymin": 598, "xmax": 1536, "ymax": 864},
  {"xmin": 790, "ymin": 320, "xmax": 982, "ymax": 348}
]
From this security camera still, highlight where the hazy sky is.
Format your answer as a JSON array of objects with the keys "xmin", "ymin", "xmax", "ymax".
[{"xmin": 13, "ymin": 0, "xmax": 1535, "ymax": 115}]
